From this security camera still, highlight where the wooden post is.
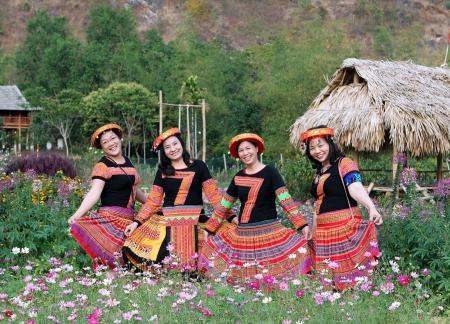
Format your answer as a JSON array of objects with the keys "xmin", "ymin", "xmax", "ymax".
[
  {"xmin": 143, "ymin": 126, "xmax": 146, "ymax": 165},
  {"xmin": 25, "ymin": 128, "xmax": 29, "ymax": 150},
  {"xmin": 201, "ymin": 99, "xmax": 206, "ymax": 162},
  {"xmin": 18, "ymin": 116, "xmax": 22, "ymax": 153},
  {"xmin": 159, "ymin": 90, "xmax": 163, "ymax": 133},
  {"xmin": 280, "ymin": 153, "xmax": 283, "ymax": 164},
  {"xmin": 352, "ymin": 150, "xmax": 360, "ymax": 167},
  {"xmin": 353, "ymin": 73, "xmax": 359, "ymax": 84},
  {"xmin": 223, "ymin": 153, "xmax": 228, "ymax": 173},
  {"xmin": 392, "ymin": 146, "xmax": 398, "ymax": 185},
  {"xmin": 437, "ymin": 153, "xmax": 443, "ymax": 181},
  {"xmin": 178, "ymin": 105, "xmax": 181, "ymax": 130},
  {"xmin": 194, "ymin": 109, "xmax": 198, "ymax": 158},
  {"xmin": 186, "ymin": 104, "xmax": 191, "ymax": 154}
]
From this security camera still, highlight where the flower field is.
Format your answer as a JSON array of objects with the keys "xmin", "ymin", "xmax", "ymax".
[{"xmin": 0, "ymin": 169, "xmax": 449, "ymax": 322}]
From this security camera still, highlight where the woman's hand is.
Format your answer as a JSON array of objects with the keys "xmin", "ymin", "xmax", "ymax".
[
  {"xmin": 301, "ymin": 225, "xmax": 310, "ymax": 240},
  {"xmin": 68, "ymin": 214, "xmax": 81, "ymax": 225},
  {"xmin": 231, "ymin": 217, "xmax": 239, "ymax": 225},
  {"xmin": 124, "ymin": 222, "xmax": 139, "ymax": 237},
  {"xmin": 369, "ymin": 208, "xmax": 383, "ymax": 226}
]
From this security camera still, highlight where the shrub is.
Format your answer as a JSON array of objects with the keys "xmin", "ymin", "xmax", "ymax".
[
  {"xmin": 378, "ymin": 173, "xmax": 450, "ymax": 301},
  {"xmin": 279, "ymin": 158, "xmax": 315, "ymax": 200},
  {"xmin": 0, "ymin": 170, "xmax": 89, "ymax": 266},
  {"xmin": 4, "ymin": 152, "xmax": 77, "ymax": 178}
]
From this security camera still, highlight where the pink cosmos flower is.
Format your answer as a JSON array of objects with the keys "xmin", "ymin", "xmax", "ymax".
[
  {"xmin": 263, "ymin": 276, "xmax": 275, "ymax": 285},
  {"xmin": 279, "ymin": 282, "xmax": 289, "ymax": 291},
  {"xmin": 295, "ymin": 290, "xmax": 305, "ymax": 298},
  {"xmin": 388, "ymin": 301, "xmax": 401, "ymax": 311},
  {"xmin": 372, "ymin": 290, "xmax": 380, "ymax": 297}
]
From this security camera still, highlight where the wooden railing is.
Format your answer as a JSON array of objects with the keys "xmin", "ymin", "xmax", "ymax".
[{"xmin": 1, "ymin": 116, "xmax": 32, "ymax": 129}]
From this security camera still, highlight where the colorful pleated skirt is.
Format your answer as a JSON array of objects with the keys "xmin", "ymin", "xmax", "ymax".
[
  {"xmin": 312, "ymin": 207, "xmax": 381, "ymax": 290},
  {"xmin": 123, "ymin": 206, "xmax": 206, "ymax": 272},
  {"xmin": 70, "ymin": 206, "xmax": 135, "ymax": 270},
  {"xmin": 201, "ymin": 219, "xmax": 312, "ymax": 280}
]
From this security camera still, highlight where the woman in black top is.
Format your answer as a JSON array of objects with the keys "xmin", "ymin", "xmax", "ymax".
[
  {"xmin": 69, "ymin": 124, "xmax": 147, "ymax": 270},
  {"xmin": 123, "ymin": 128, "xmax": 224, "ymax": 272},
  {"xmin": 202, "ymin": 133, "xmax": 312, "ymax": 280}
]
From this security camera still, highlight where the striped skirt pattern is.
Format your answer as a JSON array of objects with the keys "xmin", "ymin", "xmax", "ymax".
[
  {"xmin": 70, "ymin": 206, "xmax": 135, "ymax": 269},
  {"xmin": 201, "ymin": 219, "xmax": 312, "ymax": 280},
  {"xmin": 123, "ymin": 206, "xmax": 205, "ymax": 271},
  {"xmin": 312, "ymin": 207, "xmax": 380, "ymax": 290}
]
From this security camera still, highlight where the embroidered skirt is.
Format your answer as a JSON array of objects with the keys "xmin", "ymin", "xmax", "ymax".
[
  {"xmin": 70, "ymin": 206, "xmax": 135, "ymax": 270},
  {"xmin": 312, "ymin": 207, "xmax": 381, "ymax": 290},
  {"xmin": 201, "ymin": 219, "xmax": 312, "ymax": 280},
  {"xmin": 123, "ymin": 206, "xmax": 205, "ymax": 271}
]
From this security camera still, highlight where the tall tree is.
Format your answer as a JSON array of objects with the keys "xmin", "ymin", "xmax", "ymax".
[
  {"xmin": 82, "ymin": 82, "xmax": 158, "ymax": 156},
  {"xmin": 40, "ymin": 89, "xmax": 83, "ymax": 156}
]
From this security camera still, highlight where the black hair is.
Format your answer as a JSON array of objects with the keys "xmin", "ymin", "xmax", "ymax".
[
  {"xmin": 236, "ymin": 140, "xmax": 261, "ymax": 157},
  {"xmin": 158, "ymin": 135, "xmax": 191, "ymax": 176},
  {"xmin": 305, "ymin": 125, "xmax": 345, "ymax": 169},
  {"xmin": 97, "ymin": 129, "xmax": 122, "ymax": 147}
]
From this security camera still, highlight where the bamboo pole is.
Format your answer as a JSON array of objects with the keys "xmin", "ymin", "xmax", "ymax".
[
  {"xmin": 223, "ymin": 153, "xmax": 228, "ymax": 173},
  {"xmin": 159, "ymin": 90, "xmax": 163, "ymax": 133},
  {"xmin": 437, "ymin": 153, "xmax": 443, "ymax": 181},
  {"xmin": 202, "ymin": 99, "xmax": 206, "ymax": 162},
  {"xmin": 186, "ymin": 104, "xmax": 191, "ymax": 154},
  {"xmin": 194, "ymin": 110, "xmax": 198, "ymax": 158},
  {"xmin": 352, "ymin": 150, "xmax": 360, "ymax": 167},
  {"xmin": 178, "ymin": 105, "xmax": 181, "ymax": 130},
  {"xmin": 392, "ymin": 146, "xmax": 398, "ymax": 185}
]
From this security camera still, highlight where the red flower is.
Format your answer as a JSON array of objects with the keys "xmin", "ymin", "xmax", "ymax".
[
  {"xmin": 397, "ymin": 275, "xmax": 411, "ymax": 286},
  {"xmin": 4, "ymin": 310, "xmax": 13, "ymax": 317}
]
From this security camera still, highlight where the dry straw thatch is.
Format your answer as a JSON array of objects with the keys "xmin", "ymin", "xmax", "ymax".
[{"xmin": 289, "ymin": 58, "xmax": 450, "ymax": 156}]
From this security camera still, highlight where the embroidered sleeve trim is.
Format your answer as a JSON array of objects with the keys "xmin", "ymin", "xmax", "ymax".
[
  {"xmin": 136, "ymin": 185, "xmax": 164, "ymax": 223},
  {"xmin": 275, "ymin": 186, "xmax": 307, "ymax": 229}
]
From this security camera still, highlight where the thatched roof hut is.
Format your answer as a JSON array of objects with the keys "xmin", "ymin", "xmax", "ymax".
[{"xmin": 290, "ymin": 58, "xmax": 450, "ymax": 159}]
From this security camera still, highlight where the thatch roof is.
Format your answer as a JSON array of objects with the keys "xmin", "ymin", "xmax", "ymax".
[{"xmin": 289, "ymin": 58, "xmax": 450, "ymax": 156}]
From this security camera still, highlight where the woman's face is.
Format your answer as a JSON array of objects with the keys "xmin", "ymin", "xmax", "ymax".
[
  {"xmin": 99, "ymin": 130, "xmax": 122, "ymax": 157},
  {"xmin": 308, "ymin": 137, "xmax": 330, "ymax": 164},
  {"xmin": 237, "ymin": 140, "xmax": 258, "ymax": 166},
  {"xmin": 163, "ymin": 136, "xmax": 183, "ymax": 161}
]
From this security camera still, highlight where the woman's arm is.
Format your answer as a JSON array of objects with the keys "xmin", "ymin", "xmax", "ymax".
[
  {"xmin": 135, "ymin": 188, "xmax": 147, "ymax": 205},
  {"xmin": 348, "ymin": 182, "xmax": 383, "ymax": 225},
  {"xmin": 68, "ymin": 179, "xmax": 105, "ymax": 224}
]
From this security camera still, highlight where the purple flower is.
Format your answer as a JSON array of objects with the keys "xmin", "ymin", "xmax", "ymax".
[
  {"xmin": 400, "ymin": 167, "xmax": 417, "ymax": 186},
  {"xmin": 394, "ymin": 153, "xmax": 407, "ymax": 165}
]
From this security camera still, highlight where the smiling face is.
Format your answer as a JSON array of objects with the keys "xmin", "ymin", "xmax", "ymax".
[
  {"xmin": 308, "ymin": 137, "xmax": 330, "ymax": 164},
  {"xmin": 162, "ymin": 136, "xmax": 183, "ymax": 161},
  {"xmin": 237, "ymin": 140, "xmax": 258, "ymax": 166},
  {"xmin": 99, "ymin": 130, "xmax": 122, "ymax": 158}
]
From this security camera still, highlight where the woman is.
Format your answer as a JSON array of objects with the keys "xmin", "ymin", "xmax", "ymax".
[
  {"xmin": 68, "ymin": 123, "xmax": 147, "ymax": 270},
  {"xmin": 300, "ymin": 125, "xmax": 382, "ymax": 290},
  {"xmin": 202, "ymin": 133, "xmax": 312, "ymax": 280},
  {"xmin": 123, "ymin": 128, "xmax": 226, "ymax": 272}
]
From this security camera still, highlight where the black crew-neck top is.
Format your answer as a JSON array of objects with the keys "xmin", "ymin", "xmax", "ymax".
[
  {"xmin": 153, "ymin": 160, "xmax": 213, "ymax": 207},
  {"xmin": 226, "ymin": 165, "xmax": 285, "ymax": 223},
  {"xmin": 91, "ymin": 155, "xmax": 138, "ymax": 208}
]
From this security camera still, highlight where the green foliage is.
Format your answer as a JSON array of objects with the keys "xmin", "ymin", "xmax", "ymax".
[
  {"xmin": 38, "ymin": 89, "xmax": 83, "ymax": 155},
  {"xmin": 0, "ymin": 171, "xmax": 89, "ymax": 263},
  {"xmin": 15, "ymin": 10, "xmax": 74, "ymax": 93},
  {"xmin": 379, "ymin": 176, "xmax": 450, "ymax": 301},
  {"xmin": 374, "ymin": 26, "xmax": 394, "ymax": 58},
  {"xmin": 82, "ymin": 82, "xmax": 158, "ymax": 156},
  {"xmin": 279, "ymin": 158, "xmax": 315, "ymax": 200}
]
